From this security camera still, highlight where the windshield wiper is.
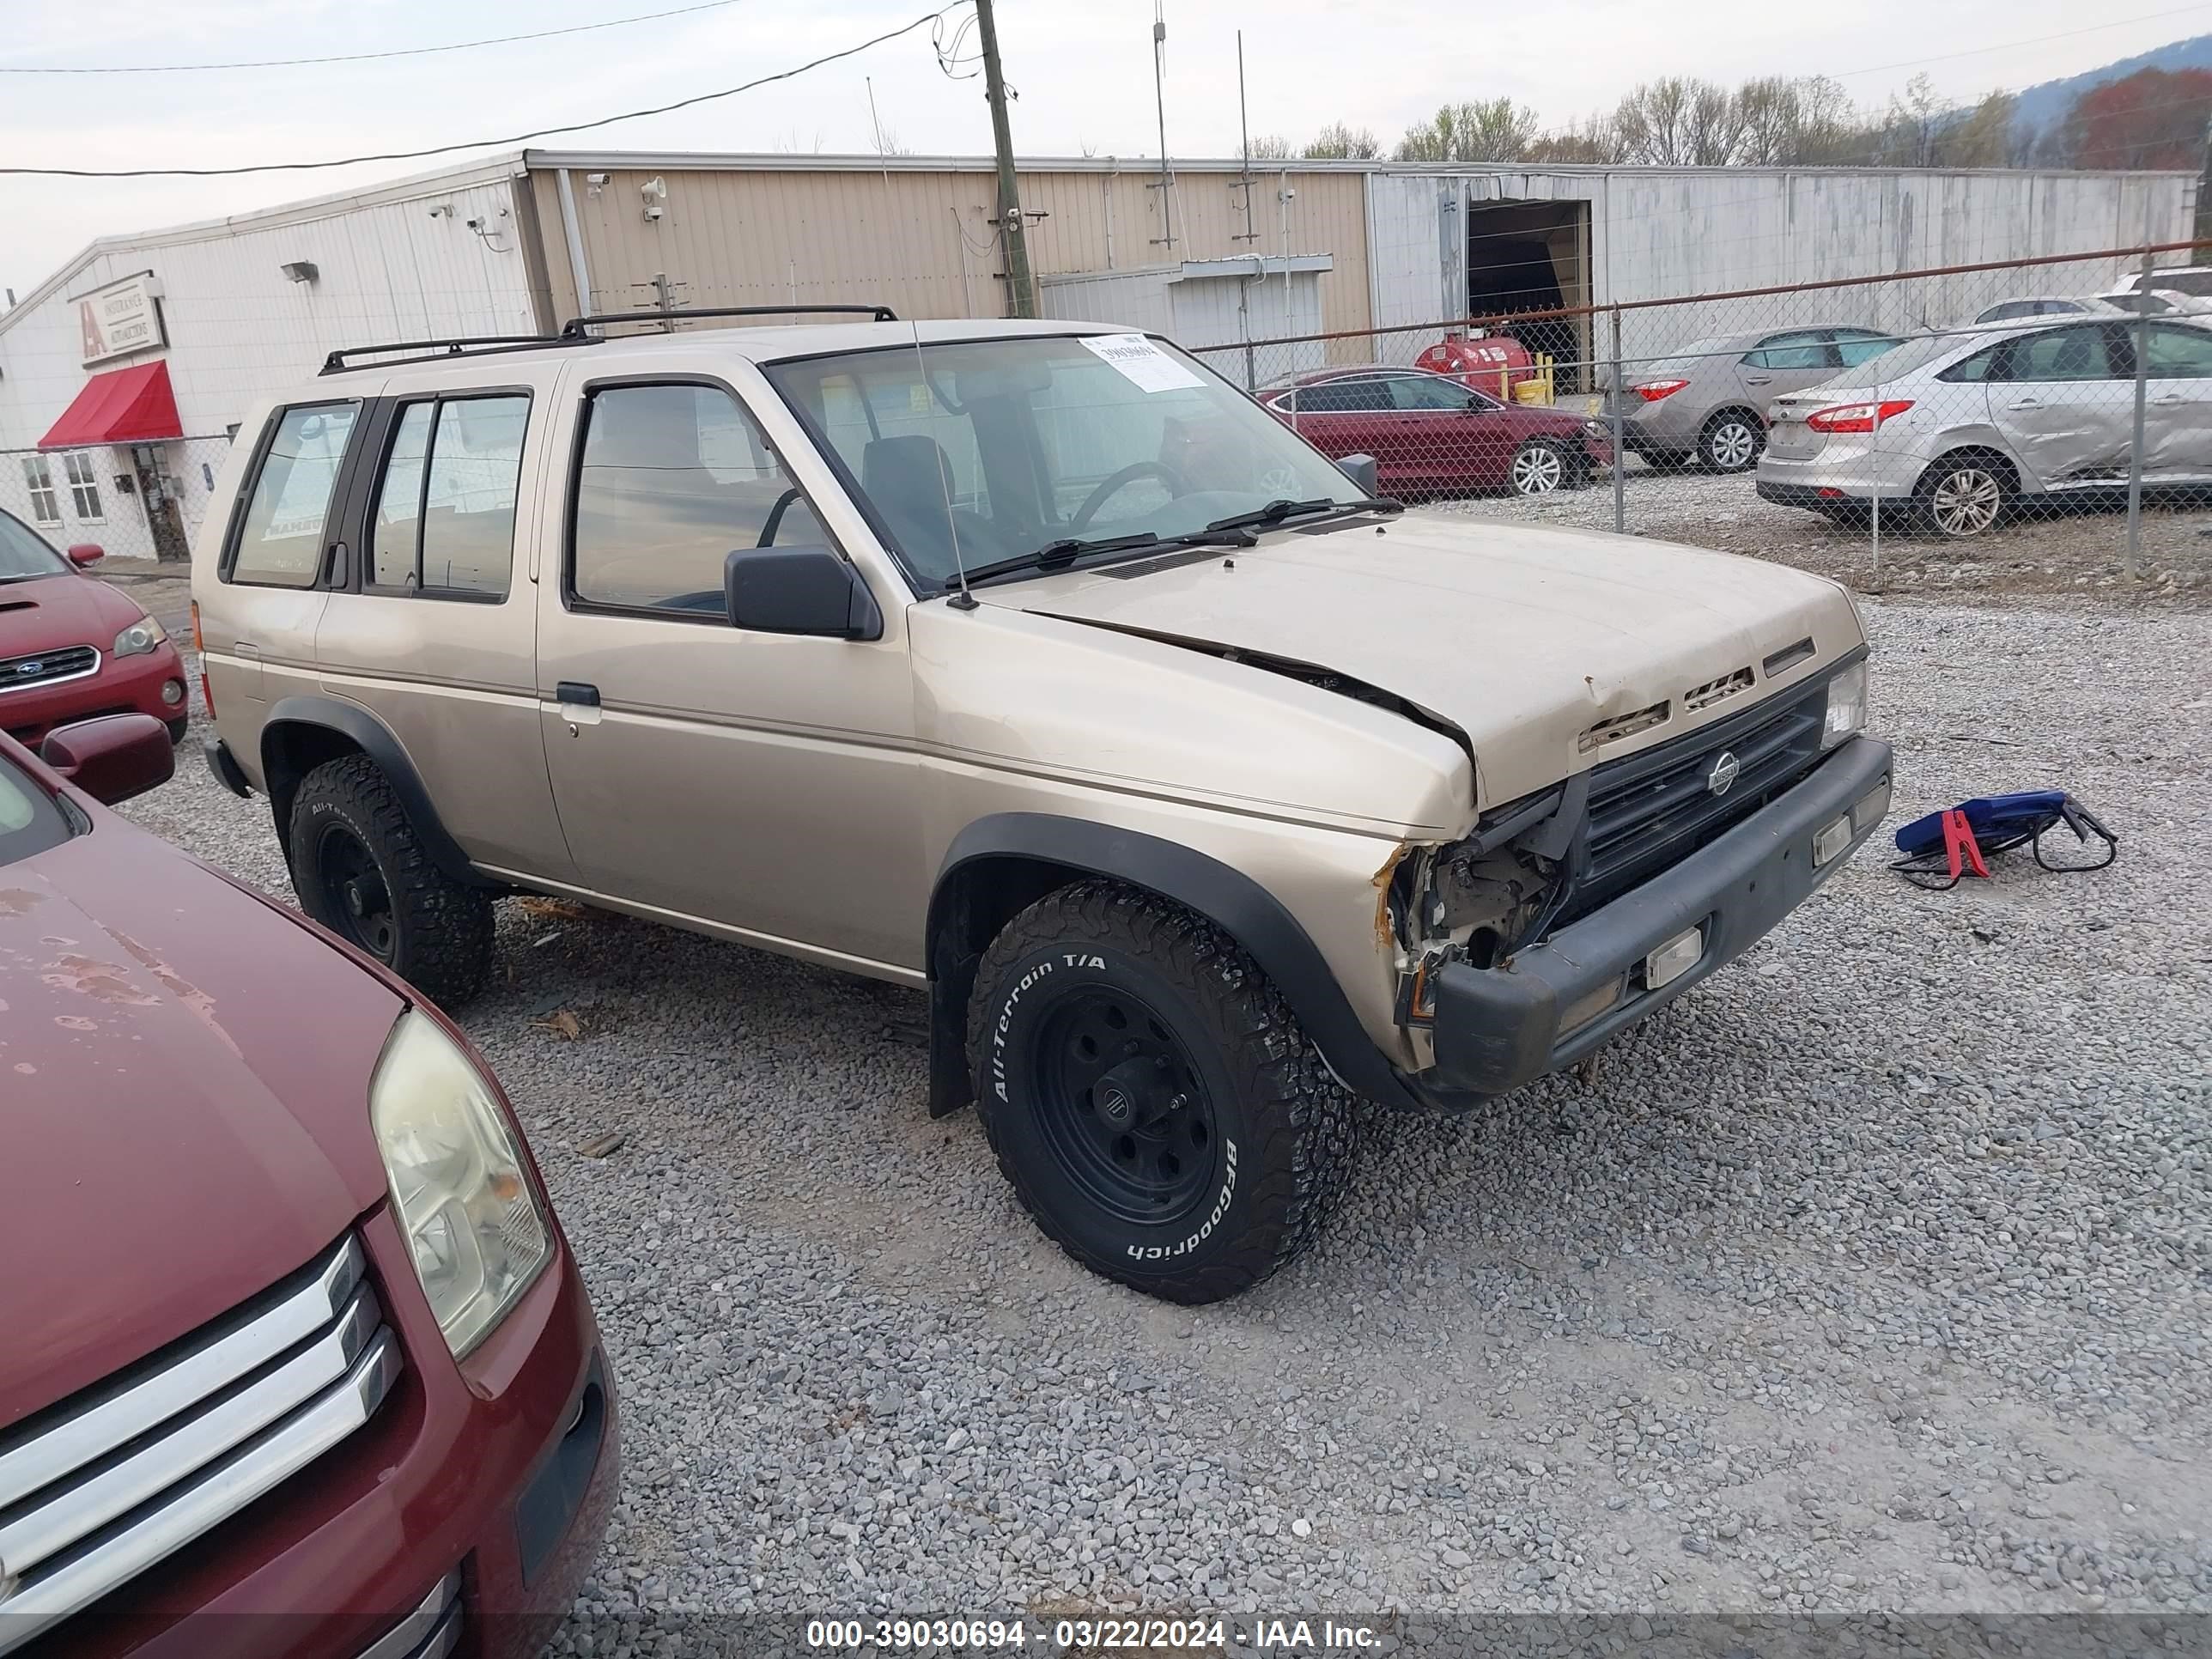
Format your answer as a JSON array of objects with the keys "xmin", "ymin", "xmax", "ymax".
[
  {"xmin": 1196, "ymin": 495, "xmax": 1403, "ymax": 538},
  {"xmin": 942, "ymin": 531, "xmax": 1164, "ymax": 590}
]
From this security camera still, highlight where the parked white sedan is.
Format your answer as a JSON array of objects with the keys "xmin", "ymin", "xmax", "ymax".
[{"xmin": 1756, "ymin": 315, "xmax": 2212, "ymax": 538}]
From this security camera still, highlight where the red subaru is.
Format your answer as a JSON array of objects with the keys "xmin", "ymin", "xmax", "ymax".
[
  {"xmin": 1261, "ymin": 363, "xmax": 1614, "ymax": 500},
  {"xmin": 0, "ymin": 509, "xmax": 189, "ymax": 750},
  {"xmin": 0, "ymin": 715, "xmax": 615, "ymax": 1657}
]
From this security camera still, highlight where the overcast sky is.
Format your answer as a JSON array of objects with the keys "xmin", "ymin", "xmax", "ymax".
[{"xmin": 1, "ymin": 0, "xmax": 2199, "ymax": 298}]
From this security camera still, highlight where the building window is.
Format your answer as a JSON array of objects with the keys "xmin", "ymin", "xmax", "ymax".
[
  {"xmin": 21, "ymin": 456, "xmax": 60, "ymax": 524},
  {"xmin": 62, "ymin": 453, "xmax": 103, "ymax": 522}
]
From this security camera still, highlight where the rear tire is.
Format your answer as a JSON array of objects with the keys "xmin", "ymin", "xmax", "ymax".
[
  {"xmin": 968, "ymin": 881, "xmax": 1354, "ymax": 1304},
  {"xmin": 1509, "ymin": 439, "xmax": 1571, "ymax": 497},
  {"xmin": 288, "ymin": 754, "xmax": 495, "ymax": 1006},
  {"xmin": 1913, "ymin": 454, "xmax": 2011, "ymax": 539},
  {"xmin": 1698, "ymin": 410, "xmax": 1764, "ymax": 472}
]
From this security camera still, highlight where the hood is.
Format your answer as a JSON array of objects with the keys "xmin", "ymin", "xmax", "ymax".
[
  {"xmin": 990, "ymin": 514, "xmax": 1862, "ymax": 806},
  {"xmin": 0, "ymin": 830, "xmax": 400, "ymax": 1432},
  {"xmin": 0, "ymin": 570, "xmax": 144, "ymax": 653}
]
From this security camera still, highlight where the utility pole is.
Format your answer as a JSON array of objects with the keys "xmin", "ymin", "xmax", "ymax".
[{"xmin": 974, "ymin": 0, "xmax": 1036, "ymax": 319}]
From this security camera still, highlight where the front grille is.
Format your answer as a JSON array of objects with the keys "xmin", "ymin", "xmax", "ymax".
[
  {"xmin": 0, "ymin": 1237, "xmax": 402, "ymax": 1656},
  {"xmin": 0, "ymin": 644, "xmax": 99, "ymax": 696},
  {"xmin": 1562, "ymin": 671, "xmax": 1832, "ymax": 923},
  {"xmin": 359, "ymin": 1570, "xmax": 462, "ymax": 1659}
]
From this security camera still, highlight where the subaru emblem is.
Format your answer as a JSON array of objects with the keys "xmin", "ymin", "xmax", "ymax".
[{"xmin": 1707, "ymin": 750, "xmax": 1741, "ymax": 797}]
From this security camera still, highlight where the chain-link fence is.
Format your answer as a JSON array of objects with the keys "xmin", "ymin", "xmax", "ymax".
[
  {"xmin": 1188, "ymin": 240, "xmax": 2212, "ymax": 584},
  {"xmin": 0, "ymin": 434, "xmax": 238, "ymax": 562}
]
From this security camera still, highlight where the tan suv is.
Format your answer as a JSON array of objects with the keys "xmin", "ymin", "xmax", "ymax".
[{"xmin": 193, "ymin": 307, "xmax": 1892, "ymax": 1304}]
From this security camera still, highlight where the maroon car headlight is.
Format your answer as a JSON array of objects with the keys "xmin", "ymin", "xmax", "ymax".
[
  {"xmin": 112, "ymin": 615, "xmax": 168, "ymax": 658},
  {"xmin": 1581, "ymin": 419, "xmax": 1610, "ymax": 441},
  {"xmin": 370, "ymin": 1010, "xmax": 551, "ymax": 1358}
]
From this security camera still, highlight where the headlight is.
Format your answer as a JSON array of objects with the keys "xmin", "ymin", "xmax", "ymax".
[
  {"xmin": 112, "ymin": 615, "xmax": 167, "ymax": 657},
  {"xmin": 1822, "ymin": 659, "xmax": 1868, "ymax": 748},
  {"xmin": 1582, "ymin": 419, "xmax": 1610, "ymax": 439},
  {"xmin": 369, "ymin": 1009, "xmax": 550, "ymax": 1358}
]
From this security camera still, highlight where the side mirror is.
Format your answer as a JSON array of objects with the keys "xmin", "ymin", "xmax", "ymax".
[
  {"xmin": 40, "ymin": 714, "xmax": 175, "ymax": 806},
  {"xmin": 1336, "ymin": 453, "xmax": 1379, "ymax": 495},
  {"xmin": 724, "ymin": 547, "xmax": 883, "ymax": 641},
  {"xmin": 67, "ymin": 543, "xmax": 105, "ymax": 567}
]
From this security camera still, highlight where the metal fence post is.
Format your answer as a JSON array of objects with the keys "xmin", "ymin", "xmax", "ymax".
[
  {"xmin": 1868, "ymin": 295, "xmax": 1882, "ymax": 588},
  {"xmin": 2124, "ymin": 245, "xmax": 2152, "ymax": 582},
  {"xmin": 1608, "ymin": 307, "xmax": 1626, "ymax": 536}
]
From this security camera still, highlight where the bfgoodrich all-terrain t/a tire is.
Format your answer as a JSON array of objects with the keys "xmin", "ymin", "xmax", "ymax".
[
  {"xmin": 969, "ymin": 881, "xmax": 1355, "ymax": 1304},
  {"xmin": 288, "ymin": 754, "xmax": 495, "ymax": 1007}
]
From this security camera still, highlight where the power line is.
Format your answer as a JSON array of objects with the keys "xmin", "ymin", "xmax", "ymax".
[
  {"xmin": 0, "ymin": 0, "xmax": 746, "ymax": 74},
  {"xmin": 1822, "ymin": 3, "xmax": 2212, "ymax": 81},
  {"xmin": 0, "ymin": 6, "xmax": 971, "ymax": 178}
]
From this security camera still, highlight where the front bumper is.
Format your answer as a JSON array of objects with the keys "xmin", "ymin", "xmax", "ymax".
[
  {"xmin": 1426, "ymin": 736, "xmax": 1893, "ymax": 1096},
  {"xmin": 0, "ymin": 643, "xmax": 188, "ymax": 746},
  {"xmin": 97, "ymin": 1212, "xmax": 617, "ymax": 1659}
]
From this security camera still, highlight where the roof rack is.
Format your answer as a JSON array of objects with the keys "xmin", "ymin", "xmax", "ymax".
[
  {"xmin": 556, "ymin": 302, "xmax": 898, "ymax": 339},
  {"xmin": 319, "ymin": 333, "xmax": 584, "ymax": 376}
]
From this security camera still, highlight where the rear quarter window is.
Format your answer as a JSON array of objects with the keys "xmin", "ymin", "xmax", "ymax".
[{"xmin": 227, "ymin": 403, "xmax": 360, "ymax": 587}]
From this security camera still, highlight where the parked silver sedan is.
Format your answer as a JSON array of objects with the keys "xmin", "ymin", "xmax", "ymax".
[
  {"xmin": 1600, "ymin": 325, "xmax": 1901, "ymax": 471},
  {"xmin": 1756, "ymin": 314, "xmax": 2212, "ymax": 538}
]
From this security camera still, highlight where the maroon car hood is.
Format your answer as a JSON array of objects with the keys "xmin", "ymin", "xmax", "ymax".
[
  {"xmin": 0, "ymin": 830, "xmax": 400, "ymax": 1432},
  {"xmin": 0, "ymin": 569, "xmax": 142, "ymax": 653}
]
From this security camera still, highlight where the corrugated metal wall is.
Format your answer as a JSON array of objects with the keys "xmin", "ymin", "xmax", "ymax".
[
  {"xmin": 525, "ymin": 159, "xmax": 1371, "ymax": 349},
  {"xmin": 1366, "ymin": 166, "xmax": 2198, "ymax": 370}
]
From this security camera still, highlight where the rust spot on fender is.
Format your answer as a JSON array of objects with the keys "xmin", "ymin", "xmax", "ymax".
[
  {"xmin": 0, "ymin": 888, "xmax": 41, "ymax": 917},
  {"xmin": 40, "ymin": 954, "xmax": 162, "ymax": 1008}
]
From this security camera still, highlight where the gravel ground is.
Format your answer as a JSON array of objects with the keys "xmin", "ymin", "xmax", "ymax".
[
  {"xmin": 118, "ymin": 603, "xmax": 2210, "ymax": 1647},
  {"xmin": 1430, "ymin": 465, "xmax": 2212, "ymax": 606}
]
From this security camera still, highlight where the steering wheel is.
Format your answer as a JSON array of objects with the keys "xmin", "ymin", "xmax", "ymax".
[{"xmin": 1071, "ymin": 461, "xmax": 1188, "ymax": 532}]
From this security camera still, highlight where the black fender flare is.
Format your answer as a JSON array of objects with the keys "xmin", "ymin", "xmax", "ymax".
[
  {"xmin": 261, "ymin": 695, "xmax": 495, "ymax": 888},
  {"xmin": 926, "ymin": 812, "xmax": 1419, "ymax": 1115}
]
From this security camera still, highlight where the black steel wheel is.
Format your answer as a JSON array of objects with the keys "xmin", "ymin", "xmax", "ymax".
[
  {"xmin": 1033, "ymin": 985, "xmax": 1220, "ymax": 1225},
  {"xmin": 311, "ymin": 820, "xmax": 398, "ymax": 960}
]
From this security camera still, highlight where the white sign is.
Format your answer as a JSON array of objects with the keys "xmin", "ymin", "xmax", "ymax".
[
  {"xmin": 1079, "ymin": 332, "xmax": 1203, "ymax": 393},
  {"xmin": 77, "ymin": 273, "xmax": 167, "ymax": 366}
]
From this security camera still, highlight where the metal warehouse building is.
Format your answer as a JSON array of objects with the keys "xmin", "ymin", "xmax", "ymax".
[{"xmin": 1, "ymin": 147, "xmax": 2192, "ymax": 557}]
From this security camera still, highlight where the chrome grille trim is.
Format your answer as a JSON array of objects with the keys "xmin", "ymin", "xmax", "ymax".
[
  {"xmin": 0, "ymin": 1238, "xmax": 401, "ymax": 1657},
  {"xmin": 0, "ymin": 645, "xmax": 99, "ymax": 696}
]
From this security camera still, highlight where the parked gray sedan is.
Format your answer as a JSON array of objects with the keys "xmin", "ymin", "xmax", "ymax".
[{"xmin": 1601, "ymin": 326, "xmax": 1901, "ymax": 471}]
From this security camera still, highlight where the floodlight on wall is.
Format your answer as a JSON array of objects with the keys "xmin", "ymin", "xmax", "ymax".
[
  {"xmin": 641, "ymin": 176, "xmax": 668, "ymax": 222},
  {"xmin": 280, "ymin": 261, "xmax": 319, "ymax": 284}
]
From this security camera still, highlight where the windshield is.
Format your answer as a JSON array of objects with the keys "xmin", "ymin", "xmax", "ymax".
[
  {"xmin": 763, "ymin": 333, "xmax": 1369, "ymax": 589},
  {"xmin": 1844, "ymin": 331, "xmax": 1984, "ymax": 385},
  {"xmin": 0, "ymin": 510, "xmax": 70, "ymax": 582},
  {"xmin": 0, "ymin": 751, "xmax": 72, "ymax": 867}
]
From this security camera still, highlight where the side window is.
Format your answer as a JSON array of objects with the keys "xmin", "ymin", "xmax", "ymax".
[
  {"xmin": 1743, "ymin": 332, "xmax": 1831, "ymax": 370},
  {"xmin": 1939, "ymin": 344, "xmax": 2005, "ymax": 384},
  {"xmin": 369, "ymin": 396, "xmax": 527, "ymax": 597},
  {"xmin": 2145, "ymin": 325, "xmax": 2212, "ymax": 379},
  {"xmin": 1386, "ymin": 374, "xmax": 1475, "ymax": 411},
  {"xmin": 2160, "ymin": 271, "xmax": 2212, "ymax": 298},
  {"xmin": 1832, "ymin": 334, "xmax": 1903, "ymax": 368},
  {"xmin": 570, "ymin": 382, "xmax": 825, "ymax": 617},
  {"xmin": 2006, "ymin": 325, "xmax": 2121, "ymax": 382},
  {"xmin": 228, "ymin": 403, "xmax": 359, "ymax": 587},
  {"xmin": 1293, "ymin": 378, "xmax": 1390, "ymax": 414}
]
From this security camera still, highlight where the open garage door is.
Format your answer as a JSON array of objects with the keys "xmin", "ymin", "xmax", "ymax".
[{"xmin": 1464, "ymin": 199, "xmax": 1591, "ymax": 394}]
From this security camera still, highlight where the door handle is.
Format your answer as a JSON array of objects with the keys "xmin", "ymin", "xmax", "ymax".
[
  {"xmin": 2006, "ymin": 399, "xmax": 2045, "ymax": 410},
  {"xmin": 555, "ymin": 681, "xmax": 603, "ymax": 729},
  {"xmin": 324, "ymin": 540, "xmax": 349, "ymax": 587},
  {"xmin": 1742, "ymin": 375, "xmax": 1774, "ymax": 386}
]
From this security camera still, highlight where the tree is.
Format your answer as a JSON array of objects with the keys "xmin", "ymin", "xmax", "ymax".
[
  {"xmin": 2059, "ymin": 66, "xmax": 2212, "ymax": 170},
  {"xmin": 1610, "ymin": 77, "xmax": 1743, "ymax": 166},
  {"xmin": 1527, "ymin": 118, "xmax": 1624, "ymax": 164},
  {"xmin": 1304, "ymin": 122, "xmax": 1382, "ymax": 160},
  {"xmin": 1395, "ymin": 98, "xmax": 1540, "ymax": 163},
  {"xmin": 1246, "ymin": 133, "xmax": 1297, "ymax": 161}
]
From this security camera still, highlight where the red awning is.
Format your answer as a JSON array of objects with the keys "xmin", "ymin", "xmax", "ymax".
[{"xmin": 38, "ymin": 360, "xmax": 183, "ymax": 450}]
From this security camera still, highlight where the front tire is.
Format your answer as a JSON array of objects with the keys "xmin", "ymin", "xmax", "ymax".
[
  {"xmin": 288, "ymin": 754, "xmax": 495, "ymax": 1006},
  {"xmin": 969, "ymin": 882, "xmax": 1353, "ymax": 1304},
  {"xmin": 1509, "ymin": 439, "xmax": 1571, "ymax": 497}
]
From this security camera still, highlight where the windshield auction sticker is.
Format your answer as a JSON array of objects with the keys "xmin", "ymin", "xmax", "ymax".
[{"xmin": 1079, "ymin": 332, "xmax": 1205, "ymax": 393}]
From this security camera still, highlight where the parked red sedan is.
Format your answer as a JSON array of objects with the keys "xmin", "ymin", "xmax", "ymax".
[
  {"xmin": 1261, "ymin": 364, "xmax": 1613, "ymax": 499},
  {"xmin": 1, "ymin": 509, "xmax": 189, "ymax": 749},
  {"xmin": 0, "ymin": 715, "xmax": 615, "ymax": 1658}
]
